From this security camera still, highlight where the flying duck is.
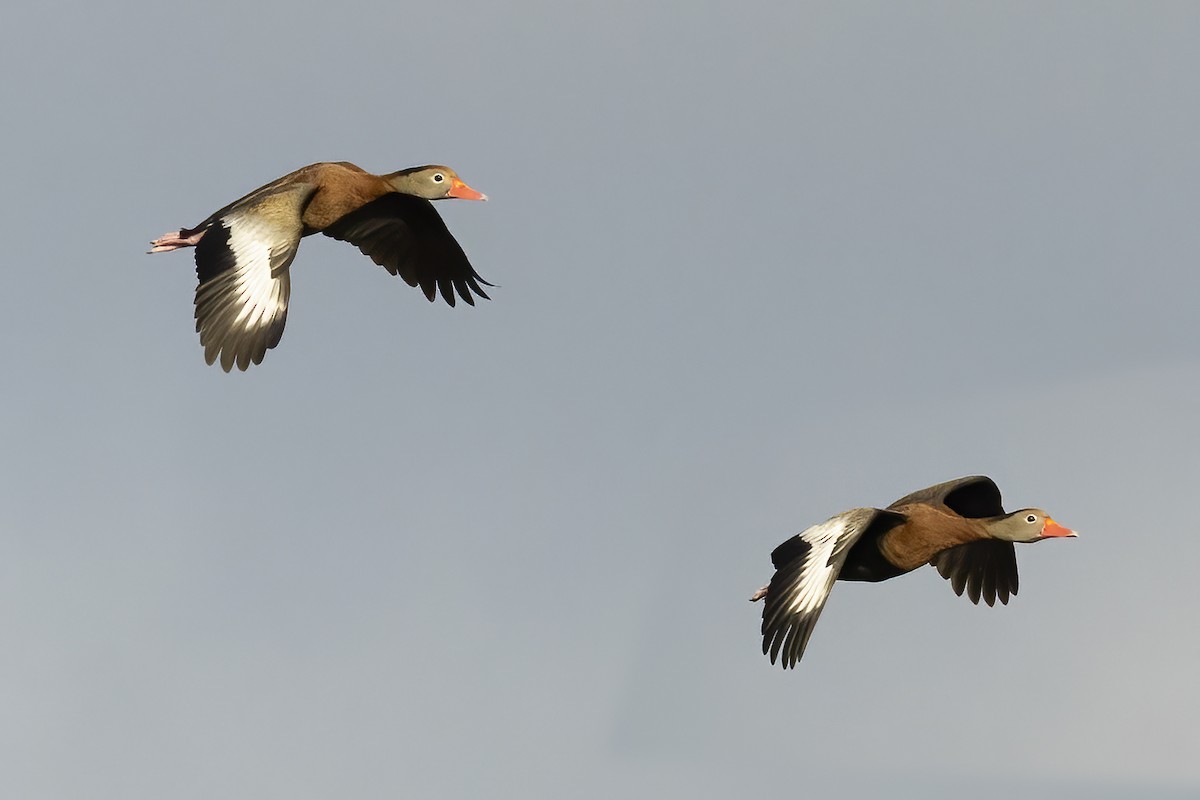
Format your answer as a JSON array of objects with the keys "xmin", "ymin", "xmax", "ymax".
[
  {"xmin": 149, "ymin": 162, "xmax": 490, "ymax": 371},
  {"xmin": 750, "ymin": 476, "xmax": 1076, "ymax": 668}
]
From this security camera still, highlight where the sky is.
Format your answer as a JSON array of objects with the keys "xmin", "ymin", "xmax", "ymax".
[{"xmin": 2, "ymin": 2, "xmax": 1198, "ymax": 798}]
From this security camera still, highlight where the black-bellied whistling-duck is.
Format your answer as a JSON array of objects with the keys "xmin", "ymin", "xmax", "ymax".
[
  {"xmin": 149, "ymin": 162, "xmax": 490, "ymax": 371},
  {"xmin": 750, "ymin": 476, "xmax": 1076, "ymax": 668}
]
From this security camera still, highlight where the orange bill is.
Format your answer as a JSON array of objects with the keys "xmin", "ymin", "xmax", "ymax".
[
  {"xmin": 447, "ymin": 179, "xmax": 487, "ymax": 201},
  {"xmin": 1042, "ymin": 518, "xmax": 1077, "ymax": 538}
]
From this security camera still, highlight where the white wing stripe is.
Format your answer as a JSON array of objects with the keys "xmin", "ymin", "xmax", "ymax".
[
  {"xmin": 225, "ymin": 213, "xmax": 285, "ymax": 330},
  {"xmin": 787, "ymin": 516, "xmax": 850, "ymax": 615}
]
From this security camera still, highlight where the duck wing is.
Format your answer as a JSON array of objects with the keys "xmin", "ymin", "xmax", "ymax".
[
  {"xmin": 322, "ymin": 193, "xmax": 492, "ymax": 307},
  {"xmin": 756, "ymin": 508, "xmax": 906, "ymax": 668},
  {"xmin": 192, "ymin": 182, "xmax": 317, "ymax": 371}
]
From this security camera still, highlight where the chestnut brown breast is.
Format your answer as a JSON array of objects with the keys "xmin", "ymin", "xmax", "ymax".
[
  {"xmin": 298, "ymin": 163, "xmax": 393, "ymax": 232},
  {"xmin": 877, "ymin": 503, "xmax": 986, "ymax": 571}
]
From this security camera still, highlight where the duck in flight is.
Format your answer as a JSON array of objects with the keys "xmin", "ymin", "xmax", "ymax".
[
  {"xmin": 751, "ymin": 476, "xmax": 1077, "ymax": 668},
  {"xmin": 150, "ymin": 162, "xmax": 490, "ymax": 371}
]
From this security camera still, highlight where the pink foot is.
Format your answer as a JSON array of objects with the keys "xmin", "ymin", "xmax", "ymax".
[{"xmin": 148, "ymin": 229, "xmax": 204, "ymax": 254}]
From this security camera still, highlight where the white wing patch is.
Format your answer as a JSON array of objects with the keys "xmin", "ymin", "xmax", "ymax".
[
  {"xmin": 785, "ymin": 516, "xmax": 852, "ymax": 616},
  {"xmin": 193, "ymin": 209, "xmax": 299, "ymax": 371},
  {"xmin": 226, "ymin": 212, "xmax": 288, "ymax": 330}
]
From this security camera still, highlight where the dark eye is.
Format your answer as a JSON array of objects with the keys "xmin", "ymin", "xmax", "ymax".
[
  {"xmin": 1026, "ymin": 514, "xmax": 1037, "ymax": 523},
  {"xmin": 433, "ymin": 173, "xmax": 445, "ymax": 183}
]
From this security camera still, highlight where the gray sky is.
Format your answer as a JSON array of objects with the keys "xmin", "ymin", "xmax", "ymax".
[{"xmin": 2, "ymin": 2, "xmax": 1198, "ymax": 798}]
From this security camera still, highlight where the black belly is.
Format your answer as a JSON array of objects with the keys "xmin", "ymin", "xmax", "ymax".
[{"xmin": 839, "ymin": 535, "xmax": 910, "ymax": 583}]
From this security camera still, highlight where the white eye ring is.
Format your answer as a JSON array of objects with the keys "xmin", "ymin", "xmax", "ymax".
[
  {"xmin": 1026, "ymin": 514, "xmax": 1037, "ymax": 523},
  {"xmin": 433, "ymin": 173, "xmax": 445, "ymax": 183}
]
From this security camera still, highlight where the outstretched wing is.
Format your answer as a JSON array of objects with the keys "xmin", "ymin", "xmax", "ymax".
[
  {"xmin": 322, "ymin": 193, "xmax": 492, "ymax": 307},
  {"xmin": 929, "ymin": 540, "xmax": 1018, "ymax": 607},
  {"xmin": 757, "ymin": 508, "xmax": 905, "ymax": 669},
  {"xmin": 192, "ymin": 183, "xmax": 316, "ymax": 371},
  {"xmin": 887, "ymin": 475, "xmax": 1004, "ymax": 519}
]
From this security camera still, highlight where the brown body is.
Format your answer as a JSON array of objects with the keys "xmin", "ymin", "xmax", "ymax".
[
  {"xmin": 752, "ymin": 476, "xmax": 1076, "ymax": 668},
  {"xmin": 877, "ymin": 503, "xmax": 988, "ymax": 571},
  {"xmin": 150, "ymin": 161, "xmax": 489, "ymax": 371},
  {"xmin": 301, "ymin": 163, "xmax": 390, "ymax": 231}
]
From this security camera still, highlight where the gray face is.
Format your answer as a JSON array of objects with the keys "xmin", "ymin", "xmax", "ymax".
[
  {"xmin": 408, "ymin": 166, "xmax": 460, "ymax": 199},
  {"xmin": 992, "ymin": 508, "xmax": 1053, "ymax": 543}
]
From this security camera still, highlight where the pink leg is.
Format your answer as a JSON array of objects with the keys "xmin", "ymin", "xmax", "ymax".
[{"xmin": 148, "ymin": 229, "xmax": 205, "ymax": 253}]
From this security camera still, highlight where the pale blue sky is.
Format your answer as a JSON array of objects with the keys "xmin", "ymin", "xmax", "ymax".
[{"xmin": 1, "ymin": 2, "xmax": 1198, "ymax": 798}]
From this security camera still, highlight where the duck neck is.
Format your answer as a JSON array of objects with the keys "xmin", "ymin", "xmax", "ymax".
[{"xmin": 382, "ymin": 167, "xmax": 424, "ymax": 194}]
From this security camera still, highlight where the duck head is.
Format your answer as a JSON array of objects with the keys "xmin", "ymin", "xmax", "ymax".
[
  {"xmin": 989, "ymin": 509, "xmax": 1078, "ymax": 543},
  {"xmin": 387, "ymin": 165, "xmax": 487, "ymax": 201}
]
